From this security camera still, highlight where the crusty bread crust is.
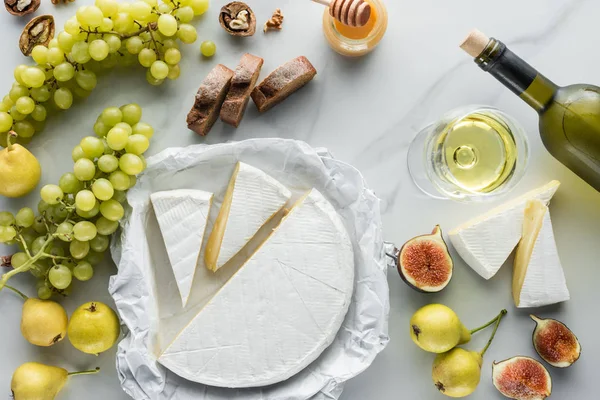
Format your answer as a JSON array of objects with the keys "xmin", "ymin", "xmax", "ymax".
[
  {"xmin": 220, "ymin": 54, "xmax": 264, "ymax": 127},
  {"xmin": 187, "ymin": 64, "xmax": 234, "ymax": 136},
  {"xmin": 251, "ymin": 56, "xmax": 316, "ymax": 113}
]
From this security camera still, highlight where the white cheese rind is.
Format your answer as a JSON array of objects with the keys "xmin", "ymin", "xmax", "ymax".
[
  {"xmin": 215, "ymin": 162, "xmax": 291, "ymax": 270},
  {"xmin": 518, "ymin": 212, "xmax": 570, "ymax": 308},
  {"xmin": 151, "ymin": 189, "xmax": 213, "ymax": 307},
  {"xmin": 158, "ymin": 188, "xmax": 355, "ymax": 388},
  {"xmin": 449, "ymin": 181, "xmax": 560, "ymax": 279}
]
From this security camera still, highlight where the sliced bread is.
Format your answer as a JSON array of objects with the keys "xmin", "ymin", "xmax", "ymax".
[{"xmin": 220, "ymin": 53, "xmax": 264, "ymax": 127}]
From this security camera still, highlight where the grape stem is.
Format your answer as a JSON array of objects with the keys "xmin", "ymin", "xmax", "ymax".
[
  {"xmin": 17, "ymin": 234, "xmax": 32, "ymax": 258},
  {"xmin": 80, "ymin": 22, "xmax": 158, "ymax": 41},
  {"xmin": 41, "ymin": 252, "xmax": 70, "ymax": 261},
  {"xmin": 4, "ymin": 284, "xmax": 28, "ymax": 301},
  {"xmin": 480, "ymin": 309, "xmax": 508, "ymax": 357},
  {"xmin": 0, "ymin": 235, "xmax": 53, "ymax": 291}
]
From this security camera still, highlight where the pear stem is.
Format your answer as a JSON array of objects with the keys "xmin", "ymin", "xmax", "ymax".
[
  {"xmin": 470, "ymin": 309, "xmax": 507, "ymax": 334},
  {"xmin": 68, "ymin": 367, "xmax": 100, "ymax": 377},
  {"xmin": 6, "ymin": 131, "xmax": 17, "ymax": 150},
  {"xmin": 4, "ymin": 284, "xmax": 28, "ymax": 301},
  {"xmin": 480, "ymin": 309, "xmax": 507, "ymax": 357}
]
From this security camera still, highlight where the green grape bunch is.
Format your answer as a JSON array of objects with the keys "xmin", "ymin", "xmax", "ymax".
[
  {"xmin": 0, "ymin": 104, "xmax": 153, "ymax": 299},
  {"xmin": 0, "ymin": 0, "xmax": 209, "ymax": 148}
]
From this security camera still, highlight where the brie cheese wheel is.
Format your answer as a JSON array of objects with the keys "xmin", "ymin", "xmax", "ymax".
[
  {"xmin": 159, "ymin": 188, "xmax": 355, "ymax": 388},
  {"xmin": 151, "ymin": 189, "xmax": 213, "ymax": 307},
  {"xmin": 513, "ymin": 200, "xmax": 570, "ymax": 308},
  {"xmin": 205, "ymin": 162, "xmax": 292, "ymax": 272},
  {"xmin": 449, "ymin": 180, "xmax": 560, "ymax": 279}
]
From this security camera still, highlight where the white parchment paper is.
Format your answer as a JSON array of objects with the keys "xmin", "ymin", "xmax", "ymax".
[{"xmin": 109, "ymin": 138, "xmax": 390, "ymax": 400}]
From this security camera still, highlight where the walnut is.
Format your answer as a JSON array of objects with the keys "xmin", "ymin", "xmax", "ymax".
[
  {"xmin": 4, "ymin": 0, "xmax": 39, "ymax": 16},
  {"xmin": 219, "ymin": 2, "xmax": 256, "ymax": 37},
  {"xmin": 264, "ymin": 8, "xmax": 284, "ymax": 33},
  {"xmin": 19, "ymin": 15, "xmax": 55, "ymax": 56}
]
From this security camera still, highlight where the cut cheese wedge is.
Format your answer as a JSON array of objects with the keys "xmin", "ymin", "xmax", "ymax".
[
  {"xmin": 151, "ymin": 189, "xmax": 213, "ymax": 307},
  {"xmin": 449, "ymin": 180, "xmax": 560, "ymax": 279},
  {"xmin": 512, "ymin": 199, "xmax": 570, "ymax": 308},
  {"xmin": 205, "ymin": 162, "xmax": 291, "ymax": 272},
  {"xmin": 159, "ymin": 188, "xmax": 355, "ymax": 388}
]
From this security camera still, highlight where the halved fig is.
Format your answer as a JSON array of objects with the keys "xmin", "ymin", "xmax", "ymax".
[
  {"xmin": 531, "ymin": 315, "xmax": 581, "ymax": 368},
  {"xmin": 398, "ymin": 225, "xmax": 453, "ymax": 293},
  {"xmin": 492, "ymin": 356, "xmax": 552, "ymax": 400}
]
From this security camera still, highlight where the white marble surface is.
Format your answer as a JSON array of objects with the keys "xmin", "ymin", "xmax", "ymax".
[{"xmin": 1, "ymin": 0, "xmax": 600, "ymax": 399}]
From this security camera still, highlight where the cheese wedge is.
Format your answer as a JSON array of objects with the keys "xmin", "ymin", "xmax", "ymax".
[
  {"xmin": 159, "ymin": 189, "xmax": 355, "ymax": 388},
  {"xmin": 205, "ymin": 162, "xmax": 291, "ymax": 272},
  {"xmin": 449, "ymin": 180, "xmax": 560, "ymax": 279},
  {"xmin": 151, "ymin": 189, "xmax": 213, "ymax": 307},
  {"xmin": 513, "ymin": 199, "xmax": 570, "ymax": 308}
]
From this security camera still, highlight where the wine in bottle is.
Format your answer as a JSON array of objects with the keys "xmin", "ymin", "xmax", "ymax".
[{"xmin": 461, "ymin": 29, "xmax": 600, "ymax": 191}]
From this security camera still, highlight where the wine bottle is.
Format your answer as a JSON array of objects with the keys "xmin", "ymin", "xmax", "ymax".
[{"xmin": 461, "ymin": 29, "xmax": 600, "ymax": 191}]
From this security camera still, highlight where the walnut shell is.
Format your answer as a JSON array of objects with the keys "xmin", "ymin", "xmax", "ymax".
[
  {"xmin": 219, "ymin": 2, "xmax": 256, "ymax": 37},
  {"xmin": 4, "ymin": 0, "xmax": 40, "ymax": 16},
  {"xmin": 19, "ymin": 15, "xmax": 55, "ymax": 56}
]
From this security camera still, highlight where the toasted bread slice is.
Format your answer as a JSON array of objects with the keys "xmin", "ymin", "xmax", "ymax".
[
  {"xmin": 220, "ymin": 54, "xmax": 264, "ymax": 127},
  {"xmin": 187, "ymin": 64, "xmax": 234, "ymax": 136},
  {"xmin": 251, "ymin": 56, "xmax": 316, "ymax": 113}
]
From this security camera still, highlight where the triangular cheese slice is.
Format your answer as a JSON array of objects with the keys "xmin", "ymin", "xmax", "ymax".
[
  {"xmin": 205, "ymin": 162, "xmax": 291, "ymax": 272},
  {"xmin": 151, "ymin": 189, "xmax": 213, "ymax": 307},
  {"xmin": 513, "ymin": 199, "xmax": 569, "ymax": 308},
  {"xmin": 159, "ymin": 189, "xmax": 355, "ymax": 388},
  {"xmin": 449, "ymin": 180, "xmax": 560, "ymax": 279}
]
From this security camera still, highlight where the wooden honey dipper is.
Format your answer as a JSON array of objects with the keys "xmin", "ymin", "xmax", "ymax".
[{"xmin": 312, "ymin": 0, "xmax": 372, "ymax": 27}]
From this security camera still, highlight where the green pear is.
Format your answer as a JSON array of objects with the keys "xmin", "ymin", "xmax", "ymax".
[
  {"xmin": 21, "ymin": 298, "xmax": 68, "ymax": 347},
  {"xmin": 11, "ymin": 362, "xmax": 99, "ymax": 400},
  {"xmin": 410, "ymin": 304, "xmax": 471, "ymax": 353}
]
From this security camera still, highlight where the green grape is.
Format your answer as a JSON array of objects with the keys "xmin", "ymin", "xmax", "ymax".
[
  {"xmin": 125, "ymin": 134, "xmax": 150, "ymax": 155},
  {"xmin": 31, "ymin": 105, "xmax": 47, "ymax": 122},
  {"xmin": 90, "ymin": 234, "xmax": 109, "ymax": 253},
  {"xmin": 37, "ymin": 200, "xmax": 50, "ymax": 214},
  {"xmin": 117, "ymin": 1, "xmax": 131, "ymax": 12},
  {"xmin": 0, "ymin": 225, "xmax": 17, "ymax": 243},
  {"xmin": 174, "ymin": 6, "xmax": 194, "ymax": 23},
  {"xmin": 178, "ymin": 0, "xmax": 192, "ymax": 7},
  {"xmin": 57, "ymin": 32, "xmax": 75, "ymax": 52},
  {"xmin": 40, "ymin": 184, "xmax": 64, "ymax": 205},
  {"xmin": 89, "ymin": 39, "xmax": 110, "ymax": 61},
  {"xmin": 162, "ymin": 38, "xmax": 178, "ymax": 50},
  {"xmin": 92, "ymin": 178, "xmax": 114, "ymax": 201},
  {"xmin": 120, "ymin": 104, "xmax": 142, "ymax": 125},
  {"xmin": 73, "ymin": 261, "xmax": 94, "ymax": 281},
  {"xmin": 76, "ymin": 201, "xmax": 100, "ymax": 218},
  {"xmin": 132, "ymin": 122, "xmax": 153, "ymax": 138},
  {"xmin": 30, "ymin": 236, "xmax": 48, "ymax": 254},
  {"xmin": 48, "ymin": 38, "xmax": 59, "ymax": 49},
  {"xmin": 112, "ymin": 190, "xmax": 126, "ymax": 203},
  {"xmin": 130, "ymin": 1, "xmax": 152, "ymax": 20},
  {"xmin": 94, "ymin": 120, "xmax": 110, "ymax": 137},
  {"xmin": 80, "ymin": 136, "xmax": 105, "ymax": 158},
  {"xmin": 20, "ymin": 230, "xmax": 36, "ymax": 247},
  {"xmin": 190, "ymin": 0, "xmax": 209, "ymax": 15},
  {"xmin": 101, "ymin": 107, "xmax": 123, "ymax": 126},
  {"xmin": 54, "ymin": 88, "xmax": 73, "ymax": 110},
  {"xmin": 143, "ymin": 0, "xmax": 157, "ymax": 7},
  {"xmin": 10, "ymin": 107, "xmax": 26, "ymax": 122},
  {"xmin": 59, "ymin": 172, "xmax": 82, "ymax": 194},
  {"xmin": 100, "ymin": 17, "xmax": 114, "ymax": 31},
  {"xmin": 75, "ymin": 70, "xmax": 97, "ymax": 92},
  {"xmin": 75, "ymin": 190, "xmax": 96, "ymax": 212},
  {"xmin": 56, "ymin": 222, "xmax": 74, "ymax": 242},
  {"xmin": 119, "ymin": 153, "xmax": 144, "ymax": 175},
  {"xmin": 38, "ymin": 285, "xmax": 52, "ymax": 299},
  {"xmin": 95, "ymin": 216, "xmax": 118, "ymax": 236},
  {"xmin": 64, "ymin": 17, "xmax": 81, "ymax": 35},
  {"xmin": 14, "ymin": 64, "xmax": 28, "ymax": 85},
  {"xmin": 138, "ymin": 48, "xmax": 157, "ymax": 68},
  {"xmin": 0, "ymin": 112, "xmax": 13, "ymax": 132},
  {"xmin": 150, "ymin": 60, "xmax": 169, "ymax": 80},
  {"xmin": 129, "ymin": 174, "xmax": 138, "ymax": 187},
  {"xmin": 85, "ymin": 250, "xmax": 104, "ymax": 265},
  {"xmin": 15, "ymin": 208, "xmax": 35, "ymax": 228},
  {"xmin": 50, "ymin": 203, "xmax": 69, "ymax": 220},
  {"xmin": 99, "ymin": 54, "xmax": 119, "ymax": 70},
  {"xmin": 108, "ymin": 171, "xmax": 131, "ymax": 191},
  {"xmin": 73, "ymin": 221, "xmax": 97, "ymax": 242},
  {"xmin": 157, "ymin": 14, "xmax": 178, "ymax": 37},
  {"xmin": 146, "ymin": 69, "xmax": 164, "ymax": 86},
  {"xmin": 30, "ymin": 86, "xmax": 51, "ymax": 102},
  {"xmin": 2, "ymin": 95, "xmax": 14, "ymax": 108},
  {"xmin": 99, "ymin": 199, "xmax": 124, "ymax": 221},
  {"xmin": 32, "ymin": 217, "xmax": 47, "ymax": 235},
  {"xmin": 0, "ymin": 211, "xmax": 15, "ymax": 226},
  {"xmin": 200, "ymin": 41, "xmax": 216, "ymax": 57},
  {"xmin": 97, "ymin": 154, "xmax": 119, "ymax": 173},
  {"xmin": 178, "ymin": 24, "xmax": 198, "ymax": 44},
  {"xmin": 15, "ymin": 97, "xmax": 35, "ymax": 114},
  {"xmin": 0, "ymin": 103, "xmax": 9, "ymax": 113},
  {"xmin": 157, "ymin": 2, "xmax": 171, "ymax": 13},
  {"xmin": 53, "ymin": 62, "xmax": 75, "ymax": 82},
  {"xmin": 72, "ymin": 145, "xmax": 88, "ymax": 162},
  {"xmin": 125, "ymin": 36, "xmax": 144, "ymax": 55},
  {"xmin": 113, "ymin": 122, "xmax": 133, "ymax": 135},
  {"xmin": 9, "ymin": 85, "xmax": 29, "ymax": 101},
  {"xmin": 164, "ymin": 48, "xmax": 181, "ymax": 65},
  {"xmin": 31, "ymin": 45, "xmax": 49, "ymax": 65},
  {"xmin": 74, "ymin": 158, "xmax": 96, "ymax": 181},
  {"xmin": 106, "ymin": 127, "xmax": 129, "ymax": 151},
  {"xmin": 49, "ymin": 265, "xmax": 72, "ymax": 290},
  {"xmin": 105, "ymin": 34, "xmax": 122, "ymax": 53},
  {"xmin": 13, "ymin": 121, "xmax": 35, "ymax": 138},
  {"xmin": 46, "ymin": 48, "xmax": 65, "ymax": 66},
  {"xmin": 79, "ymin": 5, "xmax": 104, "ymax": 28},
  {"xmin": 70, "ymin": 239, "xmax": 90, "ymax": 260},
  {"xmin": 96, "ymin": 0, "xmax": 119, "ymax": 18},
  {"xmin": 102, "ymin": 139, "xmax": 112, "ymax": 154},
  {"xmin": 113, "ymin": 12, "xmax": 134, "ymax": 33},
  {"xmin": 71, "ymin": 41, "xmax": 92, "ymax": 64},
  {"xmin": 10, "ymin": 252, "xmax": 29, "ymax": 268}
]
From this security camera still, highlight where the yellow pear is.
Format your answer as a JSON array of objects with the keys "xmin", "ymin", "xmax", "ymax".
[
  {"xmin": 410, "ymin": 304, "xmax": 471, "ymax": 353},
  {"xmin": 68, "ymin": 302, "xmax": 120, "ymax": 355},
  {"xmin": 11, "ymin": 362, "xmax": 99, "ymax": 400},
  {"xmin": 21, "ymin": 298, "xmax": 68, "ymax": 347},
  {"xmin": 0, "ymin": 132, "xmax": 41, "ymax": 198}
]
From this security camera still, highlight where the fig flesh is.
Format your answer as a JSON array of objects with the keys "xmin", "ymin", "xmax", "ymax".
[
  {"xmin": 531, "ymin": 315, "xmax": 581, "ymax": 368},
  {"xmin": 492, "ymin": 356, "xmax": 552, "ymax": 400},
  {"xmin": 398, "ymin": 225, "xmax": 453, "ymax": 293}
]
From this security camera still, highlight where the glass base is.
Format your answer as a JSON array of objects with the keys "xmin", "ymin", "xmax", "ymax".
[{"xmin": 407, "ymin": 123, "xmax": 447, "ymax": 200}]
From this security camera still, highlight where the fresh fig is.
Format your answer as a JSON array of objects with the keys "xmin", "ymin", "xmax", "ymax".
[
  {"xmin": 531, "ymin": 315, "xmax": 581, "ymax": 368},
  {"xmin": 398, "ymin": 225, "xmax": 453, "ymax": 293},
  {"xmin": 492, "ymin": 356, "xmax": 552, "ymax": 400}
]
